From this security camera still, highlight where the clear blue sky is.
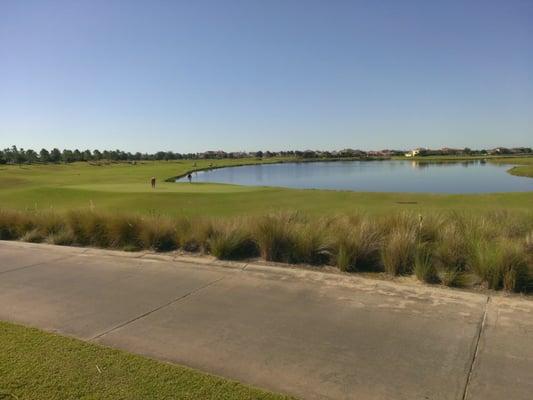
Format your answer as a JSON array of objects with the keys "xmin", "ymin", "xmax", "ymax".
[{"xmin": 1, "ymin": 0, "xmax": 532, "ymax": 153}]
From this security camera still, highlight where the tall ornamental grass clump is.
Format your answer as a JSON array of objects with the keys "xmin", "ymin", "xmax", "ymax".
[
  {"xmin": 253, "ymin": 214, "xmax": 297, "ymax": 262},
  {"xmin": 177, "ymin": 217, "xmax": 216, "ymax": 253},
  {"xmin": 106, "ymin": 214, "xmax": 143, "ymax": 250},
  {"xmin": 0, "ymin": 210, "xmax": 31, "ymax": 240},
  {"xmin": 335, "ymin": 219, "xmax": 382, "ymax": 272},
  {"xmin": 289, "ymin": 222, "xmax": 332, "ymax": 265},
  {"xmin": 208, "ymin": 221, "xmax": 258, "ymax": 260},
  {"xmin": 381, "ymin": 226, "xmax": 417, "ymax": 275},
  {"xmin": 469, "ymin": 239, "xmax": 530, "ymax": 292},
  {"xmin": 433, "ymin": 224, "xmax": 470, "ymax": 287},
  {"xmin": 138, "ymin": 217, "xmax": 178, "ymax": 252},
  {"xmin": 414, "ymin": 244, "xmax": 438, "ymax": 283},
  {"xmin": 46, "ymin": 229, "xmax": 76, "ymax": 246}
]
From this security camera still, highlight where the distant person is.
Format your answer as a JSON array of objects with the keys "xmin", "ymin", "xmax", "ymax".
[
  {"xmin": 151, "ymin": 176, "xmax": 156, "ymax": 189},
  {"xmin": 187, "ymin": 173, "xmax": 192, "ymax": 183}
]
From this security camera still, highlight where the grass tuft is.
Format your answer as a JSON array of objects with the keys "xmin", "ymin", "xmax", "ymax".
[
  {"xmin": 335, "ymin": 220, "xmax": 382, "ymax": 272},
  {"xmin": 46, "ymin": 229, "xmax": 75, "ymax": 246},
  {"xmin": 20, "ymin": 228, "xmax": 44, "ymax": 243},
  {"xmin": 254, "ymin": 214, "xmax": 297, "ymax": 262},
  {"xmin": 107, "ymin": 215, "xmax": 143, "ymax": 250},
  {"xmin": 139, "ymin": 217, "xmax": 178, "ymax": 252},
  {"xmin": 381, "ymin": 227, "xmax": 416, "ymax": 275},
  {"xmin": 414, "ymin": 244, "xmax": 438, "ymax": 283},
  {"xmin": 209, "ymin": 223, "xmax": 258, "ymax": 260}
]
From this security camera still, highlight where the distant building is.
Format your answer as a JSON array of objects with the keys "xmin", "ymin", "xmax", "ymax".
[
  {"xmin": 488, "ymin": 147, "xmax": 510, "ymax": 155},
  {"xmin": 405, "ymin": 148, "xmax": 424, "ymax": 157}
]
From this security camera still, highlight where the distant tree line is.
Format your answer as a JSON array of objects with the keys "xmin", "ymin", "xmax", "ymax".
[
  {"xmin": 0, "ymin": 145, "xmax": 531, "ymax": 165},
  {"xmin": 0, "ymin": 146, "xmax": 202, "ymax": 165},
  {"xmin": 0, "ymin": 146, "xmax": 379, "ymax": 165}
]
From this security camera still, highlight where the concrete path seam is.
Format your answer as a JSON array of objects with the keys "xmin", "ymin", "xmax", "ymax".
[
  {"xmin": 89, "ymin": 276, "xmax": 227, "ymax": 341},
  {"xmin": 0, "ymin": 254, "xmax": 75, "ymax": 276},
  {"xmin": 461, "ymin": 295, "xmax": 490, "ymax": 400}
]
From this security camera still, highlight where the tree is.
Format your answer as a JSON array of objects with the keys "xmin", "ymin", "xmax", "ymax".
[
  {"xmin": 61, "ymin": 149, "xmax": 75, "ymax": 163},
  {"xmin": 50, "ymin": 148, "xmax": 61, "ymax": 163},
  {"xmin": 25, "ymin": 149, "xmax": 38, "ymax": 163},
  {"xmin": 302, "ymin": 150, "xmax": 317, "ymax": 159},
  {"xmin": 73, "ymin": 149, "xmax": 82, "ymax": 161},
  {"xmin": 40, "ymin": 148, "xmax": 50, "ymax": 162},
  {"xmin": 82, "ymin": 150, "xmax": 92, "ymax": 161},
  {"xmin": 14, "ymin": 147, "xmax": 27, "ymax": 164}
]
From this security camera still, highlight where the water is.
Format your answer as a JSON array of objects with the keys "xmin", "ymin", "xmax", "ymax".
[{"xmin": 176, "ymin": 160, "xmax": 533, "ymax": 193}]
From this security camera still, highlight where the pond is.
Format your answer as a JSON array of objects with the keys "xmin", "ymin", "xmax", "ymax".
[{"xmin": 176, "ymin": 160, "xmax": 533, "ymax": 193}]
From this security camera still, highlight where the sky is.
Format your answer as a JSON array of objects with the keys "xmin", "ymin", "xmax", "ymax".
[{"xmin": 1, "ymin": 0, "xmax": 532, "ymax": 153}]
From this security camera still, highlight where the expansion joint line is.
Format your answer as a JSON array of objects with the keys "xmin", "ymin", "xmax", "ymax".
[
  {"xmin": 0, "ymin": 254, "xmax": 74, "ymax": 276},
  {"xmin": 461, "ymin": 296, "xmax": 490, "ymax": 400},
  {"xmin": 90, "ymin": 276, "xmax": 226, "ymax": 341}
]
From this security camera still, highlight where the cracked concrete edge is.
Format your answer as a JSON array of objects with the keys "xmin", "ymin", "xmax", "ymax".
[
  {"xmin": 461, "ymin": 296, "xmax": 491, "ymax": 400},
  {"xmin": 1, "ymin": 240, "xmax": 532, "ymax": 306}
]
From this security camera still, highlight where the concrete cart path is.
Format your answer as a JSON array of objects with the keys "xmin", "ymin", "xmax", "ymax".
[{"xmin": 0, "ymin": 241, "xmax": 531, "ymax": 400}]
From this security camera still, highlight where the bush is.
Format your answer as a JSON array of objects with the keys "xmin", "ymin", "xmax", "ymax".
[
  {"xmin": 418, "ymin": 213, "xmax": 446, "ymax": 244},
  {"xmin": 209, "ymin": 225, "xmax": 258, "ymax": 260},
  {"xmin": 82, "ymin": 212, "xmax": 111, "ymax": 247},
  {"xmin": 46, "ymin": 229, "xmax": 75, "ymax": 246},
  {"xmin": 253, "ymin": 214, "xmax": 296, "ymax": 262},
  {"xmin": 414, "ymin": 244, "xmax": 438, "ymax": 283},
  {"xmin": 335, "ymin": 220, "xmax": 382, "ymax": 272},
  {"xmin": 66, "ymin": 210, "xmax": 92, "ymax": 245},
  {"xmin": 139, "ymin": 217, "xmax": 178, "ymax": 252},
  {"xmin": 290, "ymin": 223, "xmax": 332, "ymax": 265},
  {"xmin": 381, "ymin": 227, "xmax": 416, "ymax": 275},
  {"xmin": 107, "ymin": 215, "xmax": 143, "ymax": 250},
  {"xmin": 434, "ymin": 224, "xmax": 469, "ymax": 273},
  {"xmin": 469, "ymin": 239, "xmax": 530, "ymax": 292},
  {"xmin": 0, "ymin": 210, "xmax": 27, "ymax": 240},
  {"xmin": 179, "ymin": 218, "xmax": 216, "ymax": 253},
  {"xmin": 21, "ymin": 228, "xmax": 44, "ymax": 243},
  {"xmin": 469, "ymin": 240, "xmax": 503, "ymax": 289},
  {"xmin": 496, "ymin": 241, "xmax": 529, "ymax": 292},
  {"xmin": 36, "ymin": 212, "xmax": 67, "ymax": 236}
]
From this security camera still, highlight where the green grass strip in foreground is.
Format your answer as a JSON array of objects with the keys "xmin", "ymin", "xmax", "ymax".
[{"xmin": 0, "ymin": 321, "xmax": 294, "ymax": 400}]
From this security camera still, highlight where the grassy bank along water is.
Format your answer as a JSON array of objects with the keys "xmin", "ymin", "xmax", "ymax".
[{"xmin": 1, "ymin": 209, "xmax": 531, "ymax": 293}]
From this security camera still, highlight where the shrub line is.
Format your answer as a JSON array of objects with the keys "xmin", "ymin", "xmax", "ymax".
[{"xmin": 1, "ymin": 208, "xmax": 531, "ymax": 293}]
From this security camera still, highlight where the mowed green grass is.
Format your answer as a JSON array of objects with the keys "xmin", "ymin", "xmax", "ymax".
[
  {"xmin": 0, "ymin": 157, "xmax": 532, "ymax": 217},
  {"xmin": 502, "ymin": 157, "xmax": 533, "ymax": 178},
  {"xmin": 0, "ymin": 321, "xmax": 292, "ymax": 400}
]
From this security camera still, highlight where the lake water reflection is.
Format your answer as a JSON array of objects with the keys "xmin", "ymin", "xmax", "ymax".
[{"xmin": 177, "ymin": 160, "xmax": 533, "ymax": 193}]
